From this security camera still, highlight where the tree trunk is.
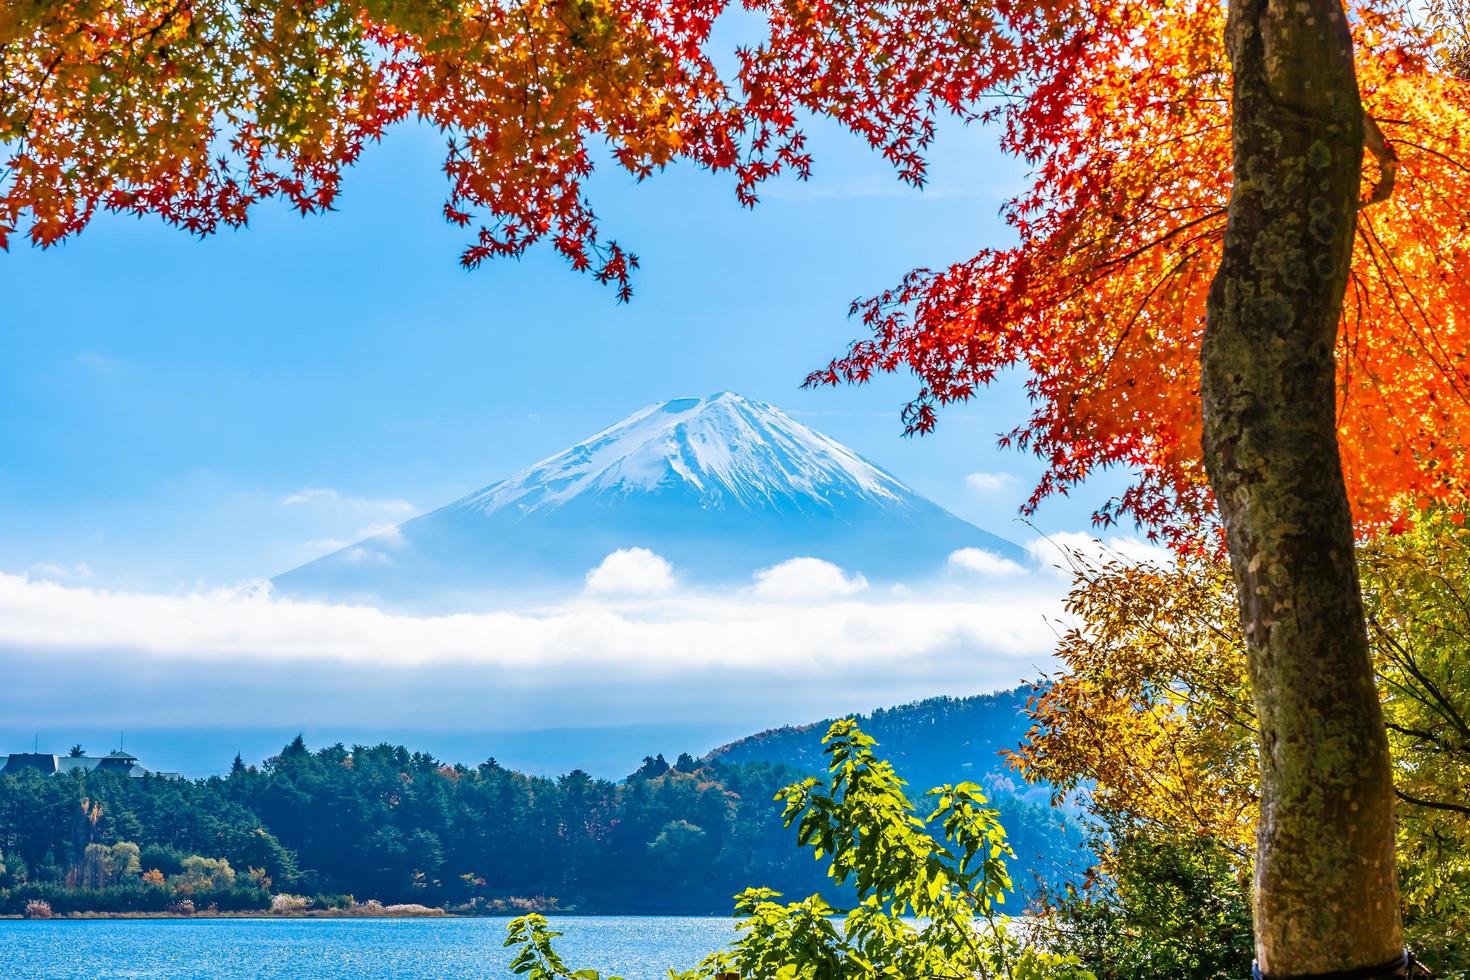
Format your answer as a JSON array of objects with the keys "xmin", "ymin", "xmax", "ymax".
[{"xmin": 1201, "ymin": 0, "xmax": 1403, "ymax": 975}]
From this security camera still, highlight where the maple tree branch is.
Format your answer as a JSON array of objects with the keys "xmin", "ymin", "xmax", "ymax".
[
  {"xmin": 1353, "ymin": 219, "xmax": 1466, "ymax": 398},
  {"xmin": 1083, "ymin": 208, "xmax": 1226, "ymax": 276},
  {"xmin": 1372, "ymin": 620, "xmax": 1470, "ymax": 742},
  {"xmin": 1386, "ymin": 136, "xmax": 1470, "ymax": 177},
  {"xmin": 1395, "ymin": 787, "xmax": 1470, "ymax": 816},
  {"xmin": 1382, "ymin": 720, "xmax": 1442, "ymax": 744},
  {"xmin": 1361, "ymin": 109, "xmax": 1397, "ymax": 207},
  {"xmin": 1078, "ymin": 244, "xmax": 1205, "ymax": 394}
]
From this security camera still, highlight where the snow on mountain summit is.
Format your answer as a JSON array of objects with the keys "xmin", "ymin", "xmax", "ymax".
[
  {"xmin": 457, "ymin": 392, "xmax": 906, "ymax": 518},
  {"xmin": 273, "ymin": 392, "xmax": 1024, "ymax": 606}
]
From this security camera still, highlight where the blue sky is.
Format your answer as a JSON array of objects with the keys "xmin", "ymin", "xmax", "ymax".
[
  {"xmin": 0, "ymin": 114, "xmax": 1135, "ymax": 588},
  {"xmin": 0, "ymin": 111, "xmax": 1150, "ymax": 774}
]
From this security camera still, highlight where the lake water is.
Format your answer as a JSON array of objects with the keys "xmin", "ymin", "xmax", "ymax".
[{"xmin": 0, "ymin": 916, "xmax": 739, "ymax": 979}]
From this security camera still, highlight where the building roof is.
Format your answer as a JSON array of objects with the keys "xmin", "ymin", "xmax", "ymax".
[
  {"xmin": 2, "ymin": 753, "xmax": 59, "ymax": 775},
  {"xmin": 5, "ymin": 749, "xmax": 180, "ymax": 779},
  {"xmin": 56, "ymin": 756, "xmax": 98, "ymax": 773}
]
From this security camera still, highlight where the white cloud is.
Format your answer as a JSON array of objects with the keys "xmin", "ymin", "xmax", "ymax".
[
  {"xmin": 965, "ymin": 471, "xmax": 1020, "ymax": 495},
  {"xmin": 27, "ymin": 562, "xmax": 94, "ymax": 583},
  {"xmin": 281, "ymin": 488, "xmax": 416, "ymax": 518},
  {"xmin": 283, "ymin": 490, "xmax": 415, "ymax": 560},
  {"xmin": 585, "ymin": 548, "xmax": 678, "ymax": 596},
  {"xmin": 282, "ymin": 488, "xmax": 339, "ymax": 507},
  {"xmin": 360, "ymin": 523, "xmax": 405, "ymax": 545},
  {"xmin": 948, "ymin": 548, "xmax": 1026, "ymax": 576},
  {"xmin": 297, "ymin": 524, "xmax": 402, "ymax": 560},
  {"xmin": 341, "ymin": 547, "xmax": 389, "ymax": 565},
  {"xmin": 751, "ymin": 558, "xmax": 868, "ymax": 601},
  {"xmin": 1023, "ymin": 531, "xmax": 1174, "ymax": 577},
  {"xmin": 0, "ymin": 572, "xmax": 1058, "ymax": 673},
  {"xmin": 0, "ymin": 569, "xmax": 1072, "ymax": 733}
]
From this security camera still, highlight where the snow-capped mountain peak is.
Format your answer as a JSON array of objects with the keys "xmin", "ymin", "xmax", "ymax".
[
  {"xmin": 273, "ymin": 392, "xmax": 1023, "ymax": 605},
  {"xmin": 457, "ymin": 392, "xmax": 906, "ymax": 518}
]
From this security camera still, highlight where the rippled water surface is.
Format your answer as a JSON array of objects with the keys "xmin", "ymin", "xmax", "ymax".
[{"xmin": 0, "ymin": 916, "xmax": 739, "ymax": 979}]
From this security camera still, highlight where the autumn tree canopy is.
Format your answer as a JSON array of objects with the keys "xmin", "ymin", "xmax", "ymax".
[
  {"xmin": 2, "ymin": 0, "xmax": 1465, "ymax": 542},
  {"xmin": 813, "ymin": 2, "xmax": 1470, "ymax": 548},
  {"xmin": 1, "ymin": 0, "xmax": 1014, "ymax": 297},
  {"xmin": 1014, "ymin": 518, "xmax": 1470, "ymax": 966}
]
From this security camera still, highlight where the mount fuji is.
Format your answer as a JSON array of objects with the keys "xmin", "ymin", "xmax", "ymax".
[{"xmin": 272, "ymin": 392, "xmax": 1023, "ymax": 605}]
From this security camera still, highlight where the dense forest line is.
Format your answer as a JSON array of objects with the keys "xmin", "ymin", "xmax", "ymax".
[{"xmin": 0, "ymin": 692, "xmax": 1084, "ymax": 914}]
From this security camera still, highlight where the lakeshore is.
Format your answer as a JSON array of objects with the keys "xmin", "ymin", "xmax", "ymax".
[{"xmin": 1, "ymin": 904, "xmax": 448, "ymax": 920}]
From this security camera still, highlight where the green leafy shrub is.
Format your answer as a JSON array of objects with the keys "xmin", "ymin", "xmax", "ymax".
[
  {"xmin": 1032, "ymin": 812, "xmax": 1253, "ymax": 980},
  {"xmin": 0, "ymin": 881, "xmax": 268, "ymax": 914},
  {"xmin": 505, "ymin": 915, "xmax": 623, "ymax": 980},
  {"xmin": 188, "ymin": 885, "xmax": 270, "ymax": 911},
  {"xmin": 506, "ymin": 719, "xmax": 1092, "ymax": 979},
  {"xmin": 170, "ymin": 855, "xmax": 236, "ymax": 893},
  {"xmin": 138, "ymin": 844, "xmax": 187, "ymax": 879},
  {"xmin": 4, "ymin": 883, "xmax": 169, "ymax": 914}
]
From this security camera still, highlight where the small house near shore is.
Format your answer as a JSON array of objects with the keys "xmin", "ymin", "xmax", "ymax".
[{"xmin": 2, "ymin": 748, "xmax": 181, "ymax": 779}]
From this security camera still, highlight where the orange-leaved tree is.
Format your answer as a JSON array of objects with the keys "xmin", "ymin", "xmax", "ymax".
[{"xmin": 5, "ymin": 0, "xmax": 1470, "ymax": 973}]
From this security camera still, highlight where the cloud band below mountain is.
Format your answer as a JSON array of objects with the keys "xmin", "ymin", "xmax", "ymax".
[{"xmin": 0, "ymin": 567, "xmax": 1062, "ymax": 732}]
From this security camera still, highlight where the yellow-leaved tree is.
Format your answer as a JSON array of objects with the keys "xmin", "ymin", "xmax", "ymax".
[{"xmin": 1014, "ymin": 513, "xmax": 1470, "ymax": 971}]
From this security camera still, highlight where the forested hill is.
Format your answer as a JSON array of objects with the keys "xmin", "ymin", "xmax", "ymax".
[
  {"xmin": 699, "ymin": 686, "xmax": 1084, "ymax": 890},
  {"xmin": 0, "ymin": 689, "xmax": 1084, "ymax": 917},
  {"xmin": 705, "ymin": 686, "xmax": 1040, "ymax": 801}
]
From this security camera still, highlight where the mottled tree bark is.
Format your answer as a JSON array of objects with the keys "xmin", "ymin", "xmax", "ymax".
[{"xmin": 1201, "ymin": 0, "xmax": 1403, "ymax": 975}]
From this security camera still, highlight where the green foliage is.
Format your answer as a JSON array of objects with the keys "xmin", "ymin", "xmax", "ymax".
[
  {"xmin": 34, "ymin": 848, "xmax": 63, "ymax": 884},
  {"xmin": 171, "ymin": 855, "xmax": 236, "ymax": 892},
  {"xmin": 1360, "ymin": 512, "xmax": 1470, "ymax": 968},
  {"xmin": 313, "ymin": 891, "xmax": 355, "ymax": 910},
  {"xmin": 139, "ymin": 843, "xmax": 188, "ymax": 878},
  {"xmin": 1034, "ymin": 813, "xmax": 1253, "ymax": 980},
  {"xmin": 1019, "ymin": 516, "xmax": 1470, "ymax": 977},
  {"xmin": 508, "ymin": 720, "xmax": 1092, "ymax": 980},
  {"xmin": 107, "ymin": 841, "xmax": 142, "ymax": 878},
  {"xmin": 2, "ymin": 849, "xmax": 26, "ymax": 889},
  {"xmin": 647, "ymin": 819, "xmax": 713, "ymax": 892},
  {"xmin": 504, "ymin": 914, "xmax": 625, "ymax": 980},
  {"xmin": 631, "ymin": 755, "xmax": 673, "ymax": 781}
]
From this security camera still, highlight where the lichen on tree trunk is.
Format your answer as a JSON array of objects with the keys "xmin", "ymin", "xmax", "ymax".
[{"xmin": 1201, "ymin": 0, "xmax": 1403, "ymax": 974}]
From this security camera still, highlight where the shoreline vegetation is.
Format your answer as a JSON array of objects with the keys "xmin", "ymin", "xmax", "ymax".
[
  {"xmin": 3, "ymin": 902, "xmax": 448, "ymax": 920},
  {"xmin": 1, "ymin": 908, "xmax": 753, "ymax": 920}
]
